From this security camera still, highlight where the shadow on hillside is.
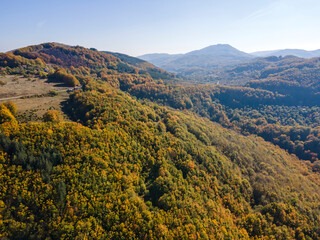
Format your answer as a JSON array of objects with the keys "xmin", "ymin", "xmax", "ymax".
[
  {"xmin": 45, "ymin": 79, "xmax": 72, "ymax": 88},
  {"xmin": 60, "ymin": 97, "xmax": 83, "ymax": 124}
]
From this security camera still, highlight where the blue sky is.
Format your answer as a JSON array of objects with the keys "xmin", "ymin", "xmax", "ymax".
[{"xmin": 1, "ymin": 0, "xmax": 320, "ymax": 56}]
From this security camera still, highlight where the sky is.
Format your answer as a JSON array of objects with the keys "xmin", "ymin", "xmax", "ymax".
[{"xmin": 1, "ymin": 0, "xmax": 320, "ymax": 56}]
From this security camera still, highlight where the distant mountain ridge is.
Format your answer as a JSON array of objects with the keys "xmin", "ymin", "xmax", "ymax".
[
  {"xmin": 138, "ymin": 44, "xmax": 320, "ymax": 71},
  {"xmin": 251, "ymin": 48, "xmax": 320, "ymax": 58},
  {"xmin": 139, "ymin": 44, "xmax": 320, "ymax": 82},
  {"xmin": 139, "ymin": 44, "xmax": 255, "ymax": 74}
]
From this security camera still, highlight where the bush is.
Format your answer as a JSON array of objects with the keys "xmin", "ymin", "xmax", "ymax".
[
  {"xmin": 3, "ymin": 101, "xmax": 17, "ymax": 115},
  {"xmin": 48, "ymin": 90, "xmax": 58, "ymax": 96},
  {"xmin": 0, "ymin": 80, "xmax": 6, "ymax": 86},
  {"xmin": 43, "ymin": 110, "xmax": 62, "ymax": 123},
  {"xmin": 0, "ymin": 104, "xmax": 16, "ymax": 124}
]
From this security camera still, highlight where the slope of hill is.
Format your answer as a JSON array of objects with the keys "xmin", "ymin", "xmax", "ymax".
[
  {"xmin": 1, "ymin": 43, "xmax": 320, "ymax": 239},
  {"xmin": 102, "ymin": 51, "xmax": 175, "ymax": 80},
  {"xmin": 220, "ymin": 55, "xmax": 320, "ymax": 94},
  {"xmin": 209, "ymin": 55, "xmax": 320, "ymax": 87},
  {"xmin": 0, "ymin": 42, "xmax": 175, "ymax": 82},
  {"xmin": 2, "ymin": 80, "xmax": 320, "ymax": 239},
  {"xmin": 131, "ymin": 81, "xmax": 320, "ymax": 163},
  {"xmin": 137, "ymin": 53, "xmax": 182, "ymax": 67}
]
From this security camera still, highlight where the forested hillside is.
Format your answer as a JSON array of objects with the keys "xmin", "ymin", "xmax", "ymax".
[
  {"xmin": 1, "ymin": 43, "xmax": 320, "ymax": 239},
  {"xmin": 163, "ymin": 54, "xmax": 320, "ymax": 87},
  {"xmin": 131, "ymin": 83, "xmax": 320, "ymax": 165}
]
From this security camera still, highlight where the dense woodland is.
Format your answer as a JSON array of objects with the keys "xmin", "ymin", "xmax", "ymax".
[{"xmin": 1, "ymin": 43, "xmax": 320, "ymax": 239}]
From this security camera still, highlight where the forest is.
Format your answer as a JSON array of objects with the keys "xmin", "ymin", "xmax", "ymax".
[{"xmin": 1, "ymin": 43, "xmax": 320, "ymax": 239}]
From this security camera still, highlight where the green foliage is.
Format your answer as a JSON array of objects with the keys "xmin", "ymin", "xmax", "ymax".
[
  {"xmin": 63, "ymin": 81, "xmax": 320, "ymax": 239},
  {"xmin": 129, "ymin": 81, "xmax": 320, "ymax": 163},
  {"xmin": 0, "ymin": 80, "xmax": 319, "ymax": 239}
]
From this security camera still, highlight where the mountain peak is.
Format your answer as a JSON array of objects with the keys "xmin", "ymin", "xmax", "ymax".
[
  {"xmin": 208, "ymin": 43, "xmax": 234, "ymax": 48},
  {"xmin": 139, "ymin": 44, "xmax": 255, "ymax": 72},
  {"xmin": 186, "ymin": 44, "xmax": 252, "ymax": 57}
]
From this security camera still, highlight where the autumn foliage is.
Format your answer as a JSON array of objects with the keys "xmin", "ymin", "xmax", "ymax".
[
  {"xmin": 48, "ymin": 69, "xmax": 79, "ymax": 86},
  {"xmin": 43, "ymin": 110, "xmax": 62, "ymax": 123},
  {"xmin": 0, "ymin": 43, "xmax": 320, "ymax": 239}
]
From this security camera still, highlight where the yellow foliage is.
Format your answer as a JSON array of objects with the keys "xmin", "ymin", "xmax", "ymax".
[
  {"xmin": 2, "ymin": 101, "xmax": 17, "ymax": 115},
  {"xmin": 43, "ymin": 110, "xmax": 62, "ymax": 123},
  {"xmin": 0, "ymin": 105, "xmax": 16, "ymax": 124}
]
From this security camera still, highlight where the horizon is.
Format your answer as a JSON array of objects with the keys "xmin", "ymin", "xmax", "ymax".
[
  {"xmin": 137, "ymin": 44, "xmax": 320, "ymax": 57},
  {"xmin": 2, "ymin": 41, "xmax": 320, "ymax": 58},
  {"xmin": 2, "ymin": 0, "xmax": 320, "ymax": 56}
]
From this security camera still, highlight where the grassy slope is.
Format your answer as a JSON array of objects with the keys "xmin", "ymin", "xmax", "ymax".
[{"xmin": 0, "ymin": 75, "xmax": 70, "ymax": 122}]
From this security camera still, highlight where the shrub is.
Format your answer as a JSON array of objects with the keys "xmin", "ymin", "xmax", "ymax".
[
  {"xmin": 43, "ymin": 110, "xmax": 62, "ymax": 123},
  {"xmin": 3, "ymin": 101, "xmax": 17, "ymax": 115},
  {"xmin": 0, "ymin": 80, "xmax": 6, "ymax": 86},
  {"xmin": 0, "ymin": 104, "xmax": 16, "ymax": 124},
  {"xmin": 48, "ymin": 90, "xmax": 58, "ymax": 96}
]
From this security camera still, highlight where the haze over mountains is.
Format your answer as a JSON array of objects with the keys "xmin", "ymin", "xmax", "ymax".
[
  {"xmin": 139, "ymin": 44, "xmax": 320, "ymax": 83},
  {"xmin": 251, "ymin": 49, "xmax": 320, "ymax": 58},
  {"xmin": 140, "ymin": 44, "xmax": 320, "ymax": 67},
  {"xmin": 139, "ymin": 44, "xmax": 254, "ymax": 72}
]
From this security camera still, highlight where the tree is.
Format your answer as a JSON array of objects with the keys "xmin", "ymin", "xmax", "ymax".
[
  {"xmin": 43, "ymin": 110, "xmax": 62, "ymax": 123},
  {"xmin": 3, "ymin": 101, "xmax": 17, "ymax": 115},
  {"xmin": 0, "ymin": 104, "xmax": 16, "ymax": 124},
  {"xmin": 48, "ymin": 69, "xmax": 79, "ymax": 86}
]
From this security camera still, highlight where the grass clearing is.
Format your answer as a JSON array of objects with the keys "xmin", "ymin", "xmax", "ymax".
[
  {"xmin": 15, "ymin": 93, "xmax": 70, "ymax": 122},
  {"xmin": 0, "ymin": 75, "xmax": 72, "ymax": 122},
  {"xmin": 0, "ymin": 75, "xmax": 69, "ymax": 99}
]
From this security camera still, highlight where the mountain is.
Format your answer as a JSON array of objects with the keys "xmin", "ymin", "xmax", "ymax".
[
  {"xmin": 186, "ymin": 44, "xmax": 252, "ymax": 58},
  {"xmin": 139, "ymin": 44, "xmax": 255, "ymax": 73},
  {"xmin": 1, "ymin": 43, "xmax": 320, "ymax": 239},
  {"xmin": 252, "ymin": 48, "xmax": 320, "ymax": 58},
  {"xmin": 139, "ymin": 45, "xmax": 320, "ymax": 84}
]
